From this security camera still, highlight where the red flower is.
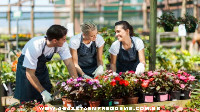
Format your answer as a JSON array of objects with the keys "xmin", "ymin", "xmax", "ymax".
[
  {"xmin": 119, "ymin": 79, "xmax": 124, "ymax": 85},
  {"xmin": 86, "ymin": 79, "xmax": 90, "ymax": 82},
  {"xmin": 149, "ymin": 78, "xmax": 154, "ymax": 82},
  {"xmin": 141, "ymin": 80, "xmax": 149, "ymax": 88},
  {"xmin": 124, "ymin": 80, "xmax": 129, "ymax": 86},
  {"xmin": 115, "ymin": 76, "xmax": 121, "ymax": 81},
  {"xmin": 110, "ymin": 80, "xmax": 116, "ymax": 86},
  {"xmin": 5, "ymin": 108, "xmax": 10, "ymax": 112}
]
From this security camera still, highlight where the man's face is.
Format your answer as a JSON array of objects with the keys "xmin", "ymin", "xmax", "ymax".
[{"xmin": 55, "ymin": 36, "xmax": 66, "ymax": 47}]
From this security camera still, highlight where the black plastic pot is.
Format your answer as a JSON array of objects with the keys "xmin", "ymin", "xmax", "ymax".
[
  {"xmin": 180, "ymin": 90, "xmax": 190, "ymax": 100},
  {"xmin": 185, "ymin": 24, "xmax": 196, "ymax": 33},
  {"xmin": 155, "ymin": 92, "xmax": 168, "ymax": 102},
  {"xmin": 163, "ymin": 26, "xmax": 174, "ymax": 32},
  {"xmin": 169, "ymin": 91, "xmax": 181, "ymax": 101},
  {"xmin": 73, "ymin": 100, "xmax": 89, "ymax": 107},
  {"xmin": 140, "ymin": 93, "xmax": 154, "ymax": 103},
  {"xmin": 100, "ymin": 99, "xmax": 113, "ymax": 106}
]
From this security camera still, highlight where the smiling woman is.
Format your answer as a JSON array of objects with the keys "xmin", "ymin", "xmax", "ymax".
[{"xmin": 109, "ymin": 21, "xmax": 145, "ymax": 75}]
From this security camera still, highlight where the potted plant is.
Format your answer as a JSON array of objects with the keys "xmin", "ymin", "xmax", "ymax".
[
  {"xmin": 97, "ymin": 71, "xmax": 115, "ymax": 106},
  {"xmin": 157, "ymin": 11, "xmax": 177, "ymax": 32},
  {"xmin": 153, "ymin": 70, "xmax": 172, "ymax": 102},
  {"xmin": 55, "ymin": 79, "xmax": 76, "ymax": 108},
  {"xmin": 136, "ymin": 72, "xmax": 156, "ymax": 103},
  {"xmin": 177, "ymin": 13, "xmax": 198, "ymax": 33},
  {"xmin": 110, "ymin": 76, "xmax": 129, "ymax": 105},
  {"xmin": 176, "ymin": 70, "xmax": 196, "ymax": 100},
  {"xmin": 169, "ymin": 73, "xmax": 182, "ymax": 101},
  {"xmin": 85, "ymin": 79, "xmax": 103, "ymax": 107}
]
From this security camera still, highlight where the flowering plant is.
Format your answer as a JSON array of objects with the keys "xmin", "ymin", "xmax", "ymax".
[
  {"xmin": 152, "ymin": 70, "xmax": 173, "ymax": 92},
  {"xmin": 158, "ymin": 105, "xmax": 199, "ymax": 112},
  {"xmin": 136, "ymin": 72, "xmax": 156, "ymax": 94},
  {"xmin": 5, "ymin": 101, "xmax": 55, "ymax": 112},
  {"xmin": 55, "ymin": 77, "xmax": 88, "ymax": 101},
  {"xmin": 110, "ymin": 75, "xmax": 129, "ymax": 99},
  {"xmin": 84, "ymin": 79, "xmax": 103, "ymax": 101},
  {"xmin": 122, "ymin": 71, "xmax": 139, "ymax": 97},
  {"xmin": 176, "ymin": 70, "xmax": 196, "ymax": 91}
]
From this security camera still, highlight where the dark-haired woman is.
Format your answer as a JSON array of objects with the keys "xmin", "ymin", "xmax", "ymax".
[{"xmin": 109, "ymin": 21, "xmax": 145, "ymax": 74}]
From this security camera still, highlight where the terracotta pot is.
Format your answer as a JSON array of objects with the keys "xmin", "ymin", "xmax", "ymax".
[
  {"xmin": 62, "ymin": 97, "xmax": 74, "ymax": 107},
  {"xmin": 89, "ymin": 100, "xmax": 100, "ymax": 107},
  {"xmin": 127, "ymin": 97, "xmax": 139, "ymax": 104},
  {"xmin": 113, "ymin": 98, "xmax": 123, "ymax": 105}
]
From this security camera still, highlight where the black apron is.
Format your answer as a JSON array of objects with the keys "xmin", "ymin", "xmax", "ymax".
[
  {"xmin": 116, "ymin": 38, "xmax": 140, "ymax": 73},
  {"xmin": 14, "ymin": 38, "xmax": 57, "ymax": 101},
  {"xmin": 77, "ymin": 35, "xmax": 98, "ymax": 77}
]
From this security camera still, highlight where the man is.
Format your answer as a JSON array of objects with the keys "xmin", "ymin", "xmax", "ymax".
[{"xmin": 14, "ymin": 25, "xmax": 78, "ymax": 103}]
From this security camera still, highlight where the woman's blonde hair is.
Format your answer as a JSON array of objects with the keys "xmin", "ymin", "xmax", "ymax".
[{"xmin": 80, "ymin": 21, "xmax": 97, "ymax": 35}]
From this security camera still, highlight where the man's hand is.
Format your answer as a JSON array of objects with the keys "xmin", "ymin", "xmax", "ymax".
[
  {"xmin": 41, "ymin": 90, "xmax": 52, "ymax": 103},
  {"xmin": 135, "ymin": 63, "xmax": 145, "ymax": 75},
  {"xmin": 93, "ymin": 65, "xmax": 104, "ymax": 77}
]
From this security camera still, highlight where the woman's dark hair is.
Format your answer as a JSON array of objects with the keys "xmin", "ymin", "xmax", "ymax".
[
  {"xmin": 46, "ymin": 25, "xmax": 68, "ymax": 41},
  {"xmin": 115, "ymin": 21, "xmax": 135, "ymax": 37}
]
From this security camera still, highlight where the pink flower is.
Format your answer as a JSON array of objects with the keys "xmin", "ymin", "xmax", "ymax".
[
  {"xmin": 176, "ymin": 107, "xmax": 183, "ymax": 111},
  {"xmin": 128, "ymin": 70, "xmax": 135, "ymax": 74},
  {"xmin": 175, "ymin": 80, "xmax": 180, "ymax": 84},
  {"xmin": 154, "ymin": 72, "xmax": 159, "ymax": 75},
  {"xmin": 180, "ymin": 84, "xmax": 185, "ymax": 89},
  {"xmin": 148, "ymin": 71, "xmax": 154, "ymax": 77},
  {"xmin": 177, "ymin": 74, "xmax": 181, "ymax": 78},
  {"xmin": 179, "ymin": 76, "xmax": 187, "ymax": 80},
  {"xmin": 188, "ymin": 76, "xmax": 196, "ymax": 81},
  {"xmin": 119, "ymin": 72, "xmax": 123, "ymax": 76}
]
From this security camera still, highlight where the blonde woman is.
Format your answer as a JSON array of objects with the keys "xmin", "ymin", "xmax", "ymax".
[
  {"xmin": 69, "ymin": 21, "xmax": 105, "ymax": 78},
  {"xmin": 109, "ymin": 21, "xmax": 145, "ymax": 75}
]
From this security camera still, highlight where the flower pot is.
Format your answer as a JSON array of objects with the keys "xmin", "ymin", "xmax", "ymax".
[
  {"xmin": 127, "ymin": 97, "xmax": 139, "ymax": 104},
  {"xmin": 73, "ymin": 100, "xmax": 89, "ymax": 108},
  {"xmin": 100, "ymin": 99, "xmax": 113, "ymax": 106},
  {"xmin": 140, "ymin": 93, "xmax": 154, "ymax": 103},
  {"xmin": 62, "ymin": 97, "xmax": 74, "ymax": 107},
  {"xmin": 101, "ymin": 99, "xmax": 113, "ymax": 106},
  {"xmin": 163, "ymin": 26, "xmax": 174, "ymax": 32},
  {"xmin": 186, "ymin": 24, "xmax": 196, "ymax": 33},
  {"xmin": 169, "ymin": 91, "xmax": 181, "ymax": 101},
  {"xmin": 89, "ymin": 100, "xmax": 100, "ymax": 107},
  {"xmin": 113, "ymin": 99, "xmax": 123, "ymax": 105},
  {"xmin": 155, "ymin": 92, "xmax": 168, "ymax": 102},
  {"xmin": 180, "ymin": 90, "xmax": 190, "ymax": 100}
]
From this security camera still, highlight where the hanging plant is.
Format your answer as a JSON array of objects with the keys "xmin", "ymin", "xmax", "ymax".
[
  {"xmin": 177, "ymin": 13, "xmax": 198, "ymax": 33},
  {"xmin": 157, "ymin": 11, "xmax": 177, "ymax": 32}
]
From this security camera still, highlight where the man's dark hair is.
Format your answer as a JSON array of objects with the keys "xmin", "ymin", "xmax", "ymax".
[{"xmin": 46, "ymin": 25, "xmax": 68, "ymax": 41}]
